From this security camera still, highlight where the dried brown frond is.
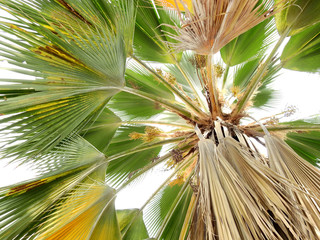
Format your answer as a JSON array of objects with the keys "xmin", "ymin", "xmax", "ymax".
[
  {"xmin": 197, "ymin": 138, "xmax": 240, "ymax": 239},
  {"xmin": 265, "ymin": 134, "xmax": 320, "ymax": 235},
  {"xmin": 219, "ymin": 137, "xmax": 311, "ymax": 239},
  {"xmin": 167, "ymin": 0, "xmax": 277, "ymax": 54},
  {"xmin": 190, "ymin": 131, "xmax": 320, "ymax": 239}
]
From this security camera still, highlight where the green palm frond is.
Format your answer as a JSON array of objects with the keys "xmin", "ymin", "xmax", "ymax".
[
  {"xmin": 281, "ymin": 21, "xmax": 320, "ymax": 72},
  {"xmin": 220, "ymin": 18, "xmax": 277, "ymax": 67},
  {"xmin": 0, "ymin": 0, "xmax": 135, "ymax": 157},
  {"xmin": 104, "ymin": 124, "xmax": 194, "ymax": 188},
  {"xmin": 105, "ymin": 125, "xmax": 163, "ymax": 188},
  {"xmin": 233, "ymin": 58, "xmax": 280, "ymax": 108},
  {"xmin": 81, "ymin": 107, "xmax": 121, "ymax": 153},
  {"xmin": 144, "ymin": 179, "xmax": 193, "ymax": 238},
  {"xmin": 133, "ymin": 0, "xmax": 181, "ymax": 63},
  {"xmin": 275, "ymin": 0, "xmax": 320, "ymax": 35},
  {"xmin": 117, "ymin": 209, "xmax": 149, "ymax": 239},
  {"xmin": 108, "ymin": 64, "xmax": 175, "ymax": 120}
]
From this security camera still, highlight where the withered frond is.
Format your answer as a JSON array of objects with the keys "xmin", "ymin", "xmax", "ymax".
[
  {"xmin": 168, "ymin": 0, "xmax": 276, "ymax": 54},
  {"xmin": 191, "ymin": 132, "xmax": 320, "ymax": 239},
  {"xmin": 265, "ymin": 134, "xmax": 320, "ymax": 233}
]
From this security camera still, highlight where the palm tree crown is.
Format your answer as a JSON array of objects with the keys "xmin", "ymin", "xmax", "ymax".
[{"xmin": 0, "ymin": 0, "xmax": 320, "ymax": 239}]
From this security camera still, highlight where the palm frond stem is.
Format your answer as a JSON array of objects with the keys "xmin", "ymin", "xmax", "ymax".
[
  {"xmin": 97, "ymin": 85, "xmax": 198, "ymax": 122},
  {"xmin": 253, "ymin": 124, "xmax": 320, "ymax": 132},
  {"xmin": 246, "ymin": 109, "xmax": 296, "ymax": 127},
  {"xmin": 206, "ymin": 54, "xmax": 222, "ymax": 119},
  {"xmin": 179, "ymin": 193, "xmax": 197, "ymax": 240},
  {"xmin": 121, "ymin": 120, "xmax": 193, "ymax": 129},
  {"xmin": 107, "ymin": 135, "xmax": 191, "ymax": 163},
  {"xmin": 122, "ymin": 86, "xmax": 201, "ymax": 122},
  {"xmin": 245, "ymin": 115, "xmax": 270, "ymax": 135},
  {"xmin": 150, "ymin": 0, "xmax": 161, "ymax": 18}
]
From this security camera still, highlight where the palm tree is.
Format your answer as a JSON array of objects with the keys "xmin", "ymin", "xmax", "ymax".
[{"xmin": 0, "ymin": 0, "xmax": 320, "ymax": 239}]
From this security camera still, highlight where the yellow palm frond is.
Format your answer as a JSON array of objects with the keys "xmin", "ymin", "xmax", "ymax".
[
  {"xmin": 155, "ymin": 0, "xmax": 193, "ymax": 12},
  {"xmin": 37, "ymin": 183, "xmax": 121, "ymax": 240}
]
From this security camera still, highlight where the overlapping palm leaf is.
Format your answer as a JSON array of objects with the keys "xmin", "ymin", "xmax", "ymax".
[
  {"xmin": 117, "ymin": 209, "xmax": 149, "ymax": 240},
  {"xmin": 281, "ymin": 21, "xmax": 320, "ymax": 72},
  {"xmin": 0, "ymin": 0, "xmax": 132, "ymax": 157},
  {"xmin": 133, "ymin": 0, "xmax": 181, "ymax": 63},
  {"xmin": 108, "ymin": 64, "xmax": 175, "ymax": 120}
]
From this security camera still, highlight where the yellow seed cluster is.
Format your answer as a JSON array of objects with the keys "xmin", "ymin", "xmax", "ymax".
[
  {"xmin": 129, "ymin": 127, "xmax": 162, "ymax": 142},
  {"xmin": 194, "ymin": 54, "xmax": 207, "ymax": 68},
  {"xmin": 144, "ymin": 126, "xmax": 162, "ymax": 142},
  {"xmin": 231, "ymin": 85, "xmax": 241, "ymax": 97},
  {"xmin": 164, "ymin": 72, "xmax": 177, "ymax": 85},
  {"xmin": 129, "ymin": 132, "xmax": 143, "ymax": 140},
  {"xmin": 213, "ymin": 64, "xmax": 224, "ymax": 78}
]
